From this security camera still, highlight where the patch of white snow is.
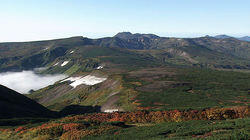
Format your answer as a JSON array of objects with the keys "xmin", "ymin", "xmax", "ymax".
[
  {"xmin": 44, "ymin": 47, "xmax": 49, "ymax": 50},
  {"xmin": 96, "ymin": 66, "xmax": 104, "ymax": 70},
  {"xmin": 61, "ymin": 61, "xmax": 69, "ymax": 66},
  {"xmin": 53, "ymin": 62, "xmax": 59, "ymax": 66},
  {"xmin": 70, "ymin": 51, "xmax": 74, "ymax": 54},
  {"xmin": 61, "ymin": 75, "xmax": 107, "ymax": 88}
]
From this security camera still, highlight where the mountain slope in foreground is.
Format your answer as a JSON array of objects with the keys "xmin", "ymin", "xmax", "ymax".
[{"xmin": 0, "ymin": 85, "xmax": 55, "ymax": 119}]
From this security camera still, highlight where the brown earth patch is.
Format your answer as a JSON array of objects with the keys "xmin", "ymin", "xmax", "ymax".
[{"xmin": 101, "ymin": 94, "xmax": 123, "ymax": 112}]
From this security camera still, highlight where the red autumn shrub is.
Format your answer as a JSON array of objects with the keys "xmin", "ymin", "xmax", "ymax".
[
  {"xmin": 15, "ymin": 126, "xmax": 26, "ymax": 133},
  {"xmin": 35, "ymin": 123, "xmax": 64, "ymax": 137},
  {"xmin": 63, "ymin": 123, "xmax": 86, "ymax": 131}
]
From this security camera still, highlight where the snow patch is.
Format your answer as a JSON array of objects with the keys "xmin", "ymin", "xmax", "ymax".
[
  {"xmin": 53, "ymin": 62, "xmax": 59, "ymax": 66},
  {"xmin": 96, "ymin": 66, "xmax": 104, "ymax": 70},
  {"xmin": 61, "ymin": 75, "xmax": 107, "ymax": 88},
  {"xmin": 70, "ymin": 50, "xmax": 74, "ymax": 54},
  {"xmin": 61, "ymin": 61, "xmax": 69, "ymax": 66},
  {"xmin": 44, "ymin": 47, "xmax": 49, "ymax": 50}
]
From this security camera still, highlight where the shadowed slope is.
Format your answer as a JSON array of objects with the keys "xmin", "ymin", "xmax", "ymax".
[{"xmin": 0, "ymin": 85, "xmax": 56, "ymax": 119}]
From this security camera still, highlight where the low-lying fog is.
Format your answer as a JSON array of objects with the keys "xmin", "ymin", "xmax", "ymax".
[{"xmin": 0, "ymin": 71, "xmax": 66, "ymax": 94}]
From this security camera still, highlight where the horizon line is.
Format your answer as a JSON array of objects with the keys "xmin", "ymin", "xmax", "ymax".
[{"xmin": 0, "ymin": 32, "xmax": 249, "ymax": 43}]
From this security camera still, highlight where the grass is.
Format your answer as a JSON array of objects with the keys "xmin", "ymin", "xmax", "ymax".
[
  {"xmin": 85, "ymin": 118, "xmax": 250, "ymax": 140},
  {"xmin": 29, "ymin": 66, "xmax": 250, "ymax": 112},
  {"xmin": 125, "ymin": 67, "xmax": 250, "ymax": 110},
  {"xmin": 64, "ymin": 64, "xmax": 81, "ymax": 75}
]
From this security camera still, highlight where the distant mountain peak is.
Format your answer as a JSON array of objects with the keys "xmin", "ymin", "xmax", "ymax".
[
  {"xmin": 214, "ymin": 34, "xmax": 232, "ymax": 39},
  {"xmin": 114, "ymin": 32, "xmax": 160, "ymax": 39},
  {"xmin": 213, "ymin": 34, "xmax": 250, "ymax": 42},
  {"xmin": 204, "ymin": 35, "xmax": 212, "ymax": 38},
  {"xmin": 114, "ymin": 32, "xmax": 133, "ymax": 38},
  {"xmin": 238, "ymin": 36, "xmax": 250, "ymax": 42}
]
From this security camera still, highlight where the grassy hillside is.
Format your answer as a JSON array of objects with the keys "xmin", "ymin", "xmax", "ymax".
[
  {"xmin": 27, "ymin": 65, "xmax": 250, "ymax": 113},
  {"xmin": 124, "ymin": 67, "xmax": 250, "ymax": 110},
  {"xmin": 87, "ymin": 118, "xmax": 249, "ymax": 140}
]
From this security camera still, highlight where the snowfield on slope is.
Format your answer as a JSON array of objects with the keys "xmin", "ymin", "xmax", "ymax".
[
  {"xmin": 96, "ymin": 66, "xmax": 104, "ymax": 69},
  {"xmin": 53, "ymin": 62, "xmax": 59, "ymax": 66},
  {"xmin": 61, "ymin": 61, "xmax": 69, "ymax": 66},
  {"xmin": 61, "ymin": 75, "xmax": 107, "ymax": 88}
]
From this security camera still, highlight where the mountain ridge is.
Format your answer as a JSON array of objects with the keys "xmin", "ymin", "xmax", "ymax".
[
  {"xmin": 214, "ymin": 34, "xmax": 250, "ymax": 42},
  {"xmin": 238, "ymin": 36, "xmax": 250, "ymax": 42},
  {"xmin": 0, "ymin": 32, "xmax": 250, "ymax": 72}
]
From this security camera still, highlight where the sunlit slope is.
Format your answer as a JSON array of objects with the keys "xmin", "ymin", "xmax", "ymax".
[
  {"xmin": 28, "ymin": 66, "xmax": 250, "ymax": 112},
  {"xmin": 123, "ymin": 67, "xmax": 250, "ymax": 110},
  {"xmin": 0, "ymin": 33, "xmax": 250, "ymax": 72}
]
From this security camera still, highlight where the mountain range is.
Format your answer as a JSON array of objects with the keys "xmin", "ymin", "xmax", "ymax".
[
  {"xmin": 214, "ymin": 34, "xmax": 250, "ymax": 42},
  {"xmin": 0, "ymin": 32, "xmax": 249, "ymax": 118},
  {"xmin": 0, "ymin": 32, "xmax": 250, "ymax": 72}
]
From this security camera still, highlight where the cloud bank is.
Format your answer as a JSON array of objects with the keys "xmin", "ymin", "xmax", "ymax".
[{"xmin": 0, "ymin": 71, "xmax": 66, "ymax": 94}]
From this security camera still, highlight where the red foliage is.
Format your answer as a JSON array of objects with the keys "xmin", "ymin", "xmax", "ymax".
[
  {"xmin": 0, "ymin": 128, "xmax": 10, "ymax": 132},
  {"xmin": 60, "ymin": 106, "xmax": 249, "ymax": 123},
  {"xmin": 0, "ymin": 106, "xmax": 247, "ymax": 139},
  {"xmin": 63, "ymin": 123, "xmax": 85, "ymax": 131},
  {"xmin": 15, "ymin": 126, "xmax": 26, "ymax": 133}
]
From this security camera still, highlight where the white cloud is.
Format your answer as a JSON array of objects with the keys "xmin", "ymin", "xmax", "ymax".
[{"xmin": 0, "ymin": 71, "xmax": 66, "ymax": 94}]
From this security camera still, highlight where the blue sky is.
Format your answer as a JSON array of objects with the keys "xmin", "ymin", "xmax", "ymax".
[{"xmin": 0, "ymin": 0, "xmax": 249, "ymax": 42}]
